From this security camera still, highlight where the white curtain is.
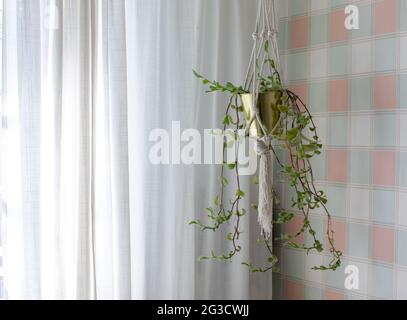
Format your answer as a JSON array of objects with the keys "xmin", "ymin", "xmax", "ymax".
[{"xmin": 1, "ymin": 0, "xmax": 273, "ymax": 300}]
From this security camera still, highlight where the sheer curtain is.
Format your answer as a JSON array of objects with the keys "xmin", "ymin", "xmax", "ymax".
[{"xmin": 1, "ymin": 0, "xmax": 272, "ymax": 300}]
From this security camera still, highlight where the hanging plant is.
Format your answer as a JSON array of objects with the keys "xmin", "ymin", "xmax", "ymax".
[{"xmin": 190, "ymin": 0, "xmax": 342, "ymax": 273}]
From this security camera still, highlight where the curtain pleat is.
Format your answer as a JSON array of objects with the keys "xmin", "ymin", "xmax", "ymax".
[{"xmin": 93, "ymin": 0, "xmax": 131, "ymax": 300}]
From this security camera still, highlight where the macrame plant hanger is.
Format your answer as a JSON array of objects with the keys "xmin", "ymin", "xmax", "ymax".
[{"xmin": 243, "ymin": 0, "xmax": 282, "ymax": 239}]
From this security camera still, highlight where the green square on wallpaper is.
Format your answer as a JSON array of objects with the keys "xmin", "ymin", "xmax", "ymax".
[
  {"xmin": 287, "ymin": 51, "xmax": 309, "ymax": 81},
  {"xmin": 288, "ymin": 0, "xmax": 308, "ymax": 16},
  {"xmin": 304, "ymin": 286, "xmax": 323, "ymax": 300},
  {"xmin": 309, "ymin": 150, "xmax": 326, "ymax": 181},
  {"xmin": 330, "ymin": 0, "xmax": 349, "ymax": 8},
  {"xmin": 309, "ymin": 82, "xmax": 328, "ymax": 113},
  {"xmin": 373, "ymin": 114, "xmax": 396, "ymax": 147},
  {"xmin": 310, "ymin": 14, "xmax": 328, "ymax": 46},
  {"xmin": 348, "ymin": 223, "xmax": 369, "ymax": 258},
  {"xmin": 400, "ymin": 74, "xmax": 407, "ymax": 108},
  {"xmin": 374, "ymin": 37, "xmax": 397, "ymax": 72},
  {"xmin": 370, "ymin": 265, "xmax": 394, "ymax": 299},
  {"xmin": 399, "ymin": 152, "xmax": 407, "ymax": 187},
  {"xmin": 351, "ymin": 77, "xmax": 372, "ymax": 111},
  {"xmin": 372, "ymin": 189, "xmax": 396, "ymax": 224},
  {"xmin": 397, "ymin": 230, "xmax": 407, "ymax": 266},
  {"xmin": 278, "ymin": 20, "xmax": 289, "ymax": 51},
  {"xmin": 327, "ymin": 186, "xmax": 347, "ymax": 217},
  {"xmin": 352, "ymin": 4, "xmax": 372, "ymax": 39},
  {"xmin": 329, "ymin": 45, "xmax": 350, "ymax": 76},
  {"xmin": 400, "ymin": 0, "xmax": 407, "ymax": 31},
  {"xmin": 328, "ymin": 115, "xmax": 348, "ymax": 147},
  {"xmin": 284, "ymin": 248, "xmax": 305, "ymax": 279},
  {"xmin": 350, "ymin": 150, "xmax": 370, "ymax": 184}
]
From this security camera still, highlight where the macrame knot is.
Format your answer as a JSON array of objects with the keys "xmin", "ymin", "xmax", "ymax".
[
  {"xmin": 252, "ymin": 32, "xmax": 260, "ymax": 40},
  {"xmin": 255, "ymin": 136, "xmax": 272, "ymax": 156},
  {"xmin": 261, "ymin": 29, "xmax": 278, "ymax": 38},
  {"xmin": 267, "ymin": 29, "xmax": 278, "ymax": 37}
]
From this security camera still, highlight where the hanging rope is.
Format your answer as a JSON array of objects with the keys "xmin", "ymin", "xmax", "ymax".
[{"xmin": 243, "ymin": 0, "xmax": 281, "ymax": 239}]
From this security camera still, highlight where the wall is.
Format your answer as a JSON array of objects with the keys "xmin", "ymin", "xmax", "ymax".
[{"xmin": 274, "ymin": 0, "xmax": 407, "ymax": 299}]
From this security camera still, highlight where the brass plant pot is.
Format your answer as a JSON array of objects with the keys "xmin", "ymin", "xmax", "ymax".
[{"xmin": 241, "ymin": 90, "xmax": 282, "ymax": 137}]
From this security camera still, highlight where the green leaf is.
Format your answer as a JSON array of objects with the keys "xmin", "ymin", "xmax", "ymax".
[
  {"xmin": 271, "ymin": 59, "xmax": 276, "ymax": 69},
  {"xmin": 226, "ymin": 82, "xmax": 236, "ymax": 91},
  {"xmin": 237, "ymin": 208, "xmax": 246, "ymax": 217},
  {"xmin": 227, "ymin": 233, "xmax": 233, "ymax": 241},
  {"xmin": 286, "ymin": 128, "xmax": 299, "ymax": 141},
  {"xmin": 199, "ymin": 256, "xmax": 210, "ymax": 261},
  {"xmin": 236, "ymin": 190, "xmax": 245, "ymax": 198},
  {"xmin": 214, "ymin": 195, "xmax": 219, "ymax": 206},
  {"xmin": 264, "ymin": 40, "xmax": 269, "ymax": 52},
  {"xmin": 226, "ymin": 163, "xmax": 236, "ymax": 170},
  {"xmin": 303, "ymin": 143, "xmax": 319, "ymax": 152},
  {"xmin": 267, "ymin": 256, "xmax": 278, "ymax": 264},
  {"xmin": 192, "ymin": 69, "xmax": 203, "ymax": 79},
  {"xmin": 220, "ymin": 177, "xmax": 229, "ymax": 187},
  {"xmin": 223, "ymin": 114, "xmax": 232, "ymax": 126},
  {"xmin": 277, "ymin": 104, "xmax": 289, "ymax": 113}
]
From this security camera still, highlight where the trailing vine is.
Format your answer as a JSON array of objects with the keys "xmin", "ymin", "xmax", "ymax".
[{"xmin": 190, "ymin": 41, "xmax": 342, "ymax": 273}]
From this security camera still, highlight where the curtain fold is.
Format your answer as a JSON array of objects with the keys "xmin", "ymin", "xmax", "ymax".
[
  {"xmin": 93, "ymin": 0, "xmax": 131, "ymax": 300},
  {"xmin": 2, "ymin": 0, "xmax": 95, "ymax": 300},
  {"xmin": 1, "ymin": 0, "xmax": 271, "ymax": 300}
]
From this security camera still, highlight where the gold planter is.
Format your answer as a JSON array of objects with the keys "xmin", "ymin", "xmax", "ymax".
[{"xmin": 241, "ymin": 91, "xmax": 282, "ymax": 137}]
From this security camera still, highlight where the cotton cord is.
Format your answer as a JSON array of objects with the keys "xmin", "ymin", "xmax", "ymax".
[
  {"xmin": 255, "ymin": 137, "xmax": 274, "ymax": 239},
  {"xmin": 243, "ymin": 0, "xmax": 281, "ymax": 238}
]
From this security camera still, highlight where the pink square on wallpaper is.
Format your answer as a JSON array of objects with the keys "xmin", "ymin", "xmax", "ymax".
[
  {"xmin": 374, "ymin": 0, "xmax": 397, "ymax": 35},
  {"xmin": 285, "ymin": 280, "xmax": 304, "ymax": 300},
  {"xmin": 325, "ymin": 289, "xmax": 345, "ymax": 300},
  {"xmin": 329, "ymin": 79, "xmax": 349, "ymax": 112},
  {"xmin": 328, "ymin": 149, "xmax": 348, "ymax": 183},
  {"xmin": 290, "ymin": 17, "xmax": 309, "ymax": 49},
  {"xmin": 289, "ymin": 83, "xmax": 308, "ymax": 112},
  {"xmin": 330, "ymin": 10, "xmax": 348, "ymax": 42},
  {"xmin": 286, "ymin": 215, "xmax": 305, "ymax": 245},
  {"xmin": 327, "ymin": 220, "xmax": 347, "ymax": 254},
  {"xmin": 373, "ymin": 151, "xmax": 396, "ymax": 186},
  {"xmin": 372, "ymin": 226, "xmax": 395, "ymax": 263},
  {"xmin": 373, "ymin": 74, "xmax": 397, "ymax": 110}
]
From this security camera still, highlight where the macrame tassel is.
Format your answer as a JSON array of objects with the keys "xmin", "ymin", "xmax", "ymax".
[{"xmin": 258, "ymin": 146, "xmax": 274, "ymax": 239}]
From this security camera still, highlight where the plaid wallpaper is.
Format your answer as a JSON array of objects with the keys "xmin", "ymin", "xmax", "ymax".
[{"xmin": 273, "ymin": 0, "xmax": 407, "ymax": 300}]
